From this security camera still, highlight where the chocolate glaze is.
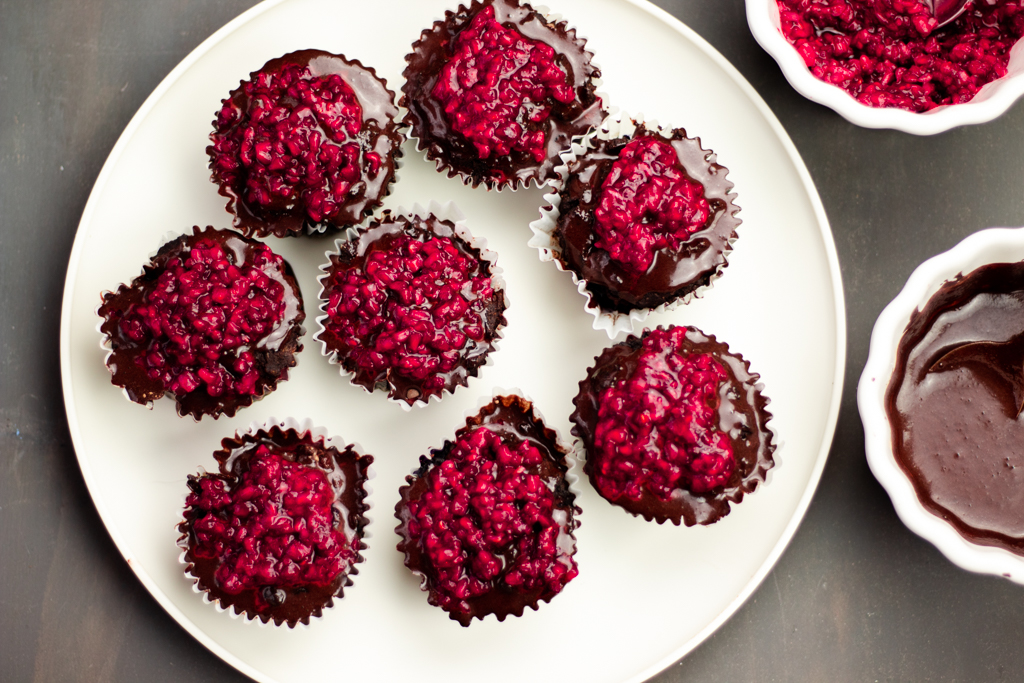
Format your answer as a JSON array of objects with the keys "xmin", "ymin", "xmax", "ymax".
[
  {"xmin": 209, "ymin": 49, "xmax": 404, "ymax": 238},
  {"xmin": 317, "ymin": 213, "xmax": 507, "ymax": 404},
  {"xmin": 177, "ymin": 425, "xmax": 372, "ymax": 628},
  {"xmin": 394, "ymin": 394, "xmax": 579, "ymax": 626},
  {"xmin": 886, "ymin": 261, "xmax": 1024, "ymax": 554},
  {"xmin": 402, "ymin": 0, "xmax": 604, "ymax": 189},
  {"xmin": 97, "ymin": 226, "xmax": 305, "ymax": 420},
  {"xmin": 572, "ymin": 326, "xmax": 774, "ymax": 526},
  {"xmin": 555, "ymin": 126, "xmax": 740, "ymax": 313}
]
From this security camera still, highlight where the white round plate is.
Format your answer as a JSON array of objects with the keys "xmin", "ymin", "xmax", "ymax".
[{"xmin": 60, "ymin": 1, "xmax": 845, "ymax": 681}]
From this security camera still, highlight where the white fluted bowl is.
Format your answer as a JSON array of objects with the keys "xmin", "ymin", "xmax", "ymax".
[
  {"xmin": 746, "ymin": 0, "xmax": 1024, "ymax": 134},
  {"xmin": 859, "ymin": 226, "xmax": 1024, "ymax": 583}
]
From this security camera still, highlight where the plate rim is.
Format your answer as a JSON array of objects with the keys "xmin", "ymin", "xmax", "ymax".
[{"xmin": 59, "ymin": 0, "xmax": 847, "ymax": 680}]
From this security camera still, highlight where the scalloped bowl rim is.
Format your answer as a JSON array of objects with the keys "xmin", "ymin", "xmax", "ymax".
[
  {"xmin": 858, "ymin": 226, "xmax": 1024, "ymax": 582},
  {"xmin": 746, "ymin": 0, "xmax": 1024, "ymax": 135}
]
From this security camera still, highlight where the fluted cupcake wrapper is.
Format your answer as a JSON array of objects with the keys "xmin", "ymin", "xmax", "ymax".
[
  {"xmin": 529, "ymin": 110, "xmax": 741, "ymax": 338},
  {"xmin": 401, "ymin": 0, "xmax": 607, "ymax": 192},
  {"xmin": 96, "ymin": 226, "xmax": 306, "ymax": 420},
  {"xmin": 394, "ymin": 388, "xmax": 582, "ymax": 625},
  {"xmin": 314, "ymin": 200, "xmax": 508, "ymax": 411},
  {"xmin": 176, "ymin": 416, "xmax": 375, "ymax": 628}
]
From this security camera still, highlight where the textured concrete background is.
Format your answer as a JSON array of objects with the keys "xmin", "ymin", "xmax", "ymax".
[{"xmin": 2, "ymin": 0, "xmax": 1023, "ymax": 681}]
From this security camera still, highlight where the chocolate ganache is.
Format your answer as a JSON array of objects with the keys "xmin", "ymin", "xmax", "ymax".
[{"xmin": 886, "ymin": 260, "xmax": 1024, "ymax": 554}]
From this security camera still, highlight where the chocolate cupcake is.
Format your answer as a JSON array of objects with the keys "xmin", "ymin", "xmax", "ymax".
[
  {"xmin": 178, "ymin": 419, "xmax": 372, "ymax": 627},
  {"xmin": 402, "ymin": 0, "xmax": 604, "ymax": 189},
  {"xmin": 395, "ymin": 394, "xmax": 580, "ymax": 626},
  {"xmin": 571, "ymin": 325, "xmax": 774, "ymax": 526},
  {"xmin": 208, "ymin": 49, "xmax": 404, "ymax": 238},
  {"xmin": 532, "ymin": 115, "xmax": 740, "ymax": 335},
  {"xmin": 315, "ymin": 206, "xmax": 507, "ymax": 406},
  {"xmin": 97, "ymin": 226, "xmax": 305, "ymax": 420}
]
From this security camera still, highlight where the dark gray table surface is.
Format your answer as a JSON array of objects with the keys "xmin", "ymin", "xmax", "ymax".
[{"xmin": 4, "ymin": 0, "xmax": 1024, "ymax": 681}]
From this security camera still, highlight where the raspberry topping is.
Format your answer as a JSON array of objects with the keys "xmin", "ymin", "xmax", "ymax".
[
  {"xmin": 119, "ymin": 237, "xmax": 286, "ymax": 399},
  {"xmin": 593, "ymin": 134, "xmax": 711, "ymax": 274},
  {"xmin": 398, "ymin": 401, "xmax": 578, "ymax": 625},
  {"xmin": 210, "ymin": 62, "xmax": 365, "ymax": 222},
  {"xmin": 777, "ymin": 0, "xmax": 1024, "ymax": 111},
  {"xmin": 208, "ymin": 51, "xmax": 402, "ymax": 236},
  {"xmin": 592, "ymin": 326, "xmax": 735, "ymax": 500},
  {"xmin": 186, "ymin": 449, "xmax": 355, "ymax": 602},
  {"xmin": 99, "ymin": 227, "xmax": 304, "ymax": 419},
  {"xmin": 432, "ymin": 4, "xmax": 575, "ymax": 162},
  {"xmin": 319, "ymin": 216, "xmax": 504, "ymax": 404}
]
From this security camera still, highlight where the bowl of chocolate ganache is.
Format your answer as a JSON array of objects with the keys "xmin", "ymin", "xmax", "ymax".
[{"xmin": 859, "ymin": 226, "xmax": 1024, "ymax": 583}]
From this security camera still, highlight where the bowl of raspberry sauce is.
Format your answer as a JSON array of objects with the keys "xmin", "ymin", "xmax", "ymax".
[
  {"xmin": 860, "ymin": 227, "xmax": 1024, "ymax": 582},
  {"xmin": 747, "ymin": 0, "xmax": 1024, "ymax": 133}
]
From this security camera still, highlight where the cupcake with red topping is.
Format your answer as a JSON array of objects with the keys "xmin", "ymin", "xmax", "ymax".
[
  {"xmin": 178, "ymin": 419, "xmax": 372, "ymax": 627},
  {"xmin": 97, "ymin": 226, "xmax": 305, "ymax": 420},
  {"xmin": 402, "ymin": 0, "xmax": 604, "ymax": 189},
  {"xmin": 571, "ymin": 325, "xmax": 775, "ymax": 526},
  {"xmin": 315, "ymin": 204, "xmax": 507, "ymax": 407},
  {"xmin": 395, "ymin": 393, "xmax": 580, "ymax": 625},
  {"xmin": 208, "ymin": 49, "xmax": 404, "ymax": 238},
  {"xmin": 531, "ymin": 114, "xmax": 740, "ymax": 337}
]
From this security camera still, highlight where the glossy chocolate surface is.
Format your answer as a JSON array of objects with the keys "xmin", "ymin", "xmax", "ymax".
[
  {"xmin": 318, "ymin": 213, "xmax": 506, "ymax": 404},
  {"xmin": 178, "ymin": 425, "xmax": 372, "ymax": 627},
  {"xmin": 886, "ymin": 261, "xmax": 1024, "ymax": 554},
  {"xmin": 555, "ymin": 127, "xmax": 740, "ymax": 313},
  {"xmin": 210, "ymin": 49, "xmax": 403, "ymax": 238},
  {"xmin": 395, "ymin": 394, "xmax": 578, "ymax": 625},
  {"xmin": 97, "ymin": 226, "xmax": 305, "ymax": 420},
  {"xmin": 572, "ymin": 326, "xmax": 774, "ymax": 526},
  {"xmin": 402, "ymin": 0, "xmax": 604, "ymax": 188}
]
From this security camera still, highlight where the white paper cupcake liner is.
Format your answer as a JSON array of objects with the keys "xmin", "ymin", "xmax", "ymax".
[
  {"xmin": 568, "ymin": 326, "xmax": 779, "ymax": 525},
  {"xmin": 176, "ymin": 416, "xmax": 375, "ymax": 629},
  {"xmin": 314, "ymin": 200, "xmax": 508, "ymax": 411},
  {"xmin": 394, "ymin": 388, "xmax": 582, "ymax": 624},
  {"xmin": 529, "ymin": 110, "xmax": 741, "ymax": 338},
  {"xmin": 401, "ymin": 0, "xmax": 608, "ymax": 192}
]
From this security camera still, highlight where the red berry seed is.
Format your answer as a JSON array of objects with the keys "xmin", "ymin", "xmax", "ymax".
[
  {"xmin": 593, "ymin": 134, "xmax": 711, "ymax": 274},
  {"xmin": 777, "ymin": 0, "xmax": 1024, "ymax": 111},
  {"xmin": 432, "ymin": 4, "xmax": 575, "ymax": 163},
  {"xmin": 592, "ymin": 326, "xmax": 735, "ymax": 500}
]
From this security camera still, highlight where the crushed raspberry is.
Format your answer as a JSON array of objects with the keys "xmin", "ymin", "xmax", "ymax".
[
  {"xmin": 777, "ymin": 0, "xmax": 1024, "ymax": 111},
  {"xmin": 404, "ymin": 426, "xmax": 578, "ymax": 618},
  {"xmin": 116, "ymin": 236, "xmax": 288, "ymax": 399},
  {"xmin": 592, "ymin": 326, "xmax": 735, "ymax": 500},
  {"xmin": 432, "ymin": 5, "xmax": 576, "ymax": 162},
  {"xmin": 322, "ymin": 222, "xmax": 497, "ymax": 399},
  {"xmin": 593, "ymin": 134, "xmax": 711, "ymax": 274},
  {"xmin": 209, "ymin": 61, "xmax": 376, "ymax": 224},
  {"xmin": 186, "ymin": 449, "xmax": 355, "ymax": 607}
]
